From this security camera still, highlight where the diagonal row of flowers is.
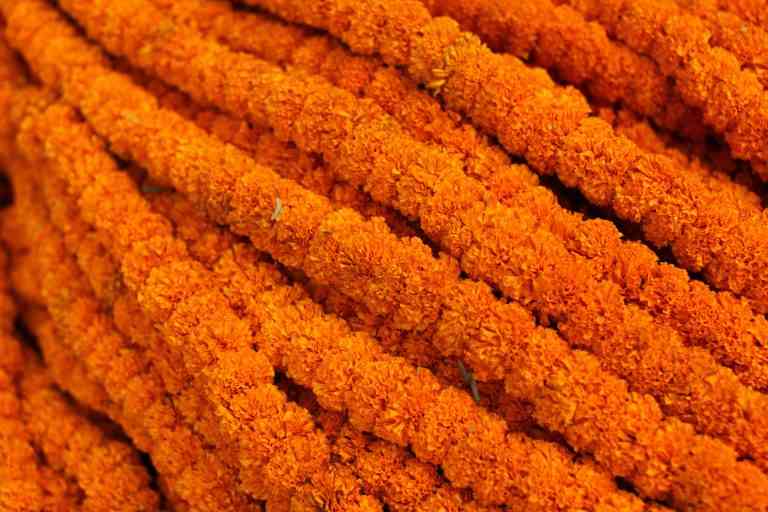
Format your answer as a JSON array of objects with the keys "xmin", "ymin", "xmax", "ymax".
[
  {"xmin": 4, "ymin": 0, "xmax": 768, "ymax": 509},
  {"xmin": 148, "ymin": 0, "xmax": 768, "ymax": 393},
  {"xmin": 0, "ymin": 215, "xmax": 158, "ymax": 511},
  {"xmin": 13, "ymin": 84, "xmax": 642, "ymax": 510},
  {"xmin": 3, "ymin": 152, "xmax": 263, "ymax": 510},
  {"xmin": 231, "ymin": 0, "xmax": 768, "ymax": 307},
  {"xmin": 35, "ymin": 150, "xmax": 503, "ymax": 511},
  {"xmin": 423, "ymin": 0, "xmax": 768, "ymax": 125},
  {"xmin": 545, "ymin": 0, "xmax": 768, "ymax": 175},
  {"xmin": 2, "ymin": 27, "xmax": 648, "ymax": 512},
  {"xmin": 24, "ymin": 0, "xmax": 768, "ymax": 479}
]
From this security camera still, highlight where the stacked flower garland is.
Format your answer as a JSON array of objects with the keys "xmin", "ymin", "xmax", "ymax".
[{"xmin": 1, "ymin": 0, "xmax": 768, "ymax": 510}]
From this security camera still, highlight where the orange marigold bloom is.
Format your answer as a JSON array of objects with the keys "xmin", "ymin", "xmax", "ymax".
[
  {"xmin": 713, "ymin": 0, "xmax": 768, "ymax": 30},
  {"xmin": 4, "ymin": 2, "xmax": 767, "ymax": 509},
  {"xmin": 26, "ymin": 101, "xmax": 646, "ymax": 512},
  {"xmin": 0, "ymin": 246, "xmax": 159, "ymax": 511},
  {"xmin": 151, "ymin": 0, "xmax": 768, "ymax": 393},
  {"xmin": 676, "ymin": 0, "xmax": 768, "ymax": 87},
  {"xmin": 22, "ymin": 0, "xmax": 768, "ymax": 476},
  {"xmin": 4, "ymin": 158, "xmax": 256, "ymax": 512},
  {"xmin": 548, "ymin": 0, "xmax": 768, "ymax": 174},
  {"xmin": 420, "ymin": 0, "xmax": 703, "ymax": 137},
  {"xmin": 230, "ymin": 0, "xmax": 768, "ymax": 311}
]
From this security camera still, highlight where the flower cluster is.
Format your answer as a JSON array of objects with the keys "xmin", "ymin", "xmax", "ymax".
[
  {"xmin": 549, "ymin": 0, "xmax": 768, "ymax": 173},
  {"xmin": 30, "ymin": 96, "xmax": 648, "ymax": 511},
  {"xmin": 420, "ymin": 0, "xmax": 702, "ymax": 137},
  {"xmin": 29, "ymin": 151, "xmax": 504, "ymax": 512},
  {"xmin": 0, "ymin": 241, "xmax": 159, "ymax": 511},
  {"xmin": 2, "ymin": 0, "xmax": 768, "ymax": 509},
  {"xmin": 7, "ymin": 2, "xmax": 768, "ymax": 508},
  {"xmin": 0, "ymin": 25, "xmax": 653, "ymax": 508},
  {"xmin": 150, "ymin": 0, "xmax": 768, "ymax": 396},
  {"xmin": 4, "ymin": 156, "xmax": 254, "ymax": 511},
  {"xmin": 39, "ymin": 0, "xmax": 768, "ymax": 473},
  {"xmin": 714, "ymin": 0, "xmax": 768, "ymax": 29},
  {"xmin": 237, "ymin": 0, "xmax": 768, "ymax": 312},
  {"xmin": 676, "ymin": 0, "xmax": 768, "ymax": 87}
]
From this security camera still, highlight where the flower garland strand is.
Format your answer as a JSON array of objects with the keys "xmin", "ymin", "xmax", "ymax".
[
  {"xmin": 152, "ymin": 193, "xmax": 507, "ymax": 511},
  {"xmin": 150, "ymin": 0, "xmax": 768, "ymax": 391},
  {"xmin": 675, "ymin": 0, "xmax": 768, "ymax": 87},
  {"xmin": 141, "ymin": 72, "xmax": 419, "ymax": 240},
  {"xmin": 26, "ymin": 0, "xmax": 768, "ymax": 476},
  {"xmin": 0, "ymin": 245, "xmax": 81, "ymax": 511},
  {"xmin": 293, "ymin": 386, "xmax": 507, "ymax": 512},
  {"xmin": 0, "ymin": 219, "xmax": 159, "ymax": 511},
  {"xmin": 0, "ymin": 335, "xmax": 84, "ymax": 511},
  {"xmin": 3, "ymin": 155, "xmax": 257, "ymax": 512},
  {"xmin": 547, "ymin": 0, "xmax": 768, "ymax": 174},
  {"xmin": 230, "ymin": 0, "xmax": 768, "ymax": 309},
  {"xmin": 418, "ymin": 0, "xmax": 703, "ymax": 137},
  {"xmin": 18, "ymin": 357, "xmax": 160, "ymax": 512},
  {"xmin": 598, "ymin": 107, "xmax": 749, "ymax": 179},
  {"xmin": 26, "ymin": 98, "xmax": 650, "ymax": 512},
  {"xmin": 22, "ymin": 308, "xmax": 115, "ymax": 419},
  {"xmin": 713, "ymin": 0, "xmax": 768, "ymax": 30},
  {"xmin": 4, "ymin": 4, "xmax": 767, "ymax": 508},
  {"xmin": 33, "ymin": 154, "xmax": 389, "ymax": 512}
]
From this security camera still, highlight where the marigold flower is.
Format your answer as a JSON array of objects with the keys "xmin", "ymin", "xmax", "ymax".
[
  {"xmin": 28, "ymin": 0, "xmax": 768, "ymax": 468},
  {"xmin": 713, "ymin": 0, "xmax": 768, "ymax": 30},
  {"xmin": 548, "ymin": 0, "xmax": 768, "ymax": 173},
  {"xmin": 0, "ymin": 250, "xmax": 159, "ymax": 512},
  {"xmin": 676, "ymin": 0, "xmax": 768, "ymax": 87},
  {"xmin": 420, "ymin": 0, "xmax": 704, "ymax": 137},
  {"xmin": 4, "ymin": 159, "xmax": 255, "ymax": 511},
  {"xmin": 43, "ymin": 99, "xmax": 768, "ymax": 512},
  {"xmin": 4, "ymin": 1, "xmax": 768, "ymax": 509},
  {"xmin": 23, "ymin": 308, "xmax": 113, "ymax": 415},
  {"xmin": 230, "ymin": 0, "xmax": 768, "ymax": 311},
  {"xmin": 18, "ymin": 358, "xmax": 160, "ymax": 512},
  {"xmin": 138, "ymin": 0, "xmax": 768, "ymax": 397},
  {"xmin": 29, "ymin": 101, "xmax": 649, "ymax": 512},
  {"xmin": 0, "ymin": 254, "xmax": 79, "ymax": 512}
]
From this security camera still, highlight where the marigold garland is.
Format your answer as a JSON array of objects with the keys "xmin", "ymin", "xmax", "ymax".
[
  {"xmin": 6, "ymin": 3, "xmax": 768, "ymax": 508},
  {"xmin": 22, "ymin": 308, "xmax": 113, "ymax": 417},
  {"xmin": 231, "ymin": 0, "xmax": 768, "ymax": 311},
  {"xmin": 39, "ymin": 158, "xmax": 444, "ymax": 510},
  {"xmin": 4, "ymin": 157, "xmax": 257, "ymax": 511},
  {"xmin": 419, "ymin": 0, "xmax": 703, "ymax": 137},
  {"xmin": 0, "ymin": 335, "xmax": 83, "ymax": 511},
  {"xmin": 676, "ymin": 0, "xmax": 768, "ymax": 87},
  {"xmin": 547, "ymin": 0, "xmax": 768, "ymax": 172},
  {"xmin": 0, "ymin": 247, "xmax": 82, "ymax": 512},
  {"xmin": 2, "ymin": 0, "xmax": 768, "ymax": 508},
  {"xmin": 18, "ymin": 359, "xmax": 160, "ymax": 512},
  {"xmin": 148, "ymin": 0, "xmax": 768, "ymax": 393},
  {"xmin": 712, "ymin": 0, "xmax": 768, "ymax": 30},
  {"xmin": 25, "ymin": 97, "xmax": 653, "ymax": 512},
  {"xmin": 141, "ymin": 72, "xmax": 419, "ymax": 240},
  {"xmin": 20, "ymin": 0, "xmax": 768, "ymax": 479},
  {"xmin": 0, "ymin": 240, "xmax": 159, "ymax": 512}
]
